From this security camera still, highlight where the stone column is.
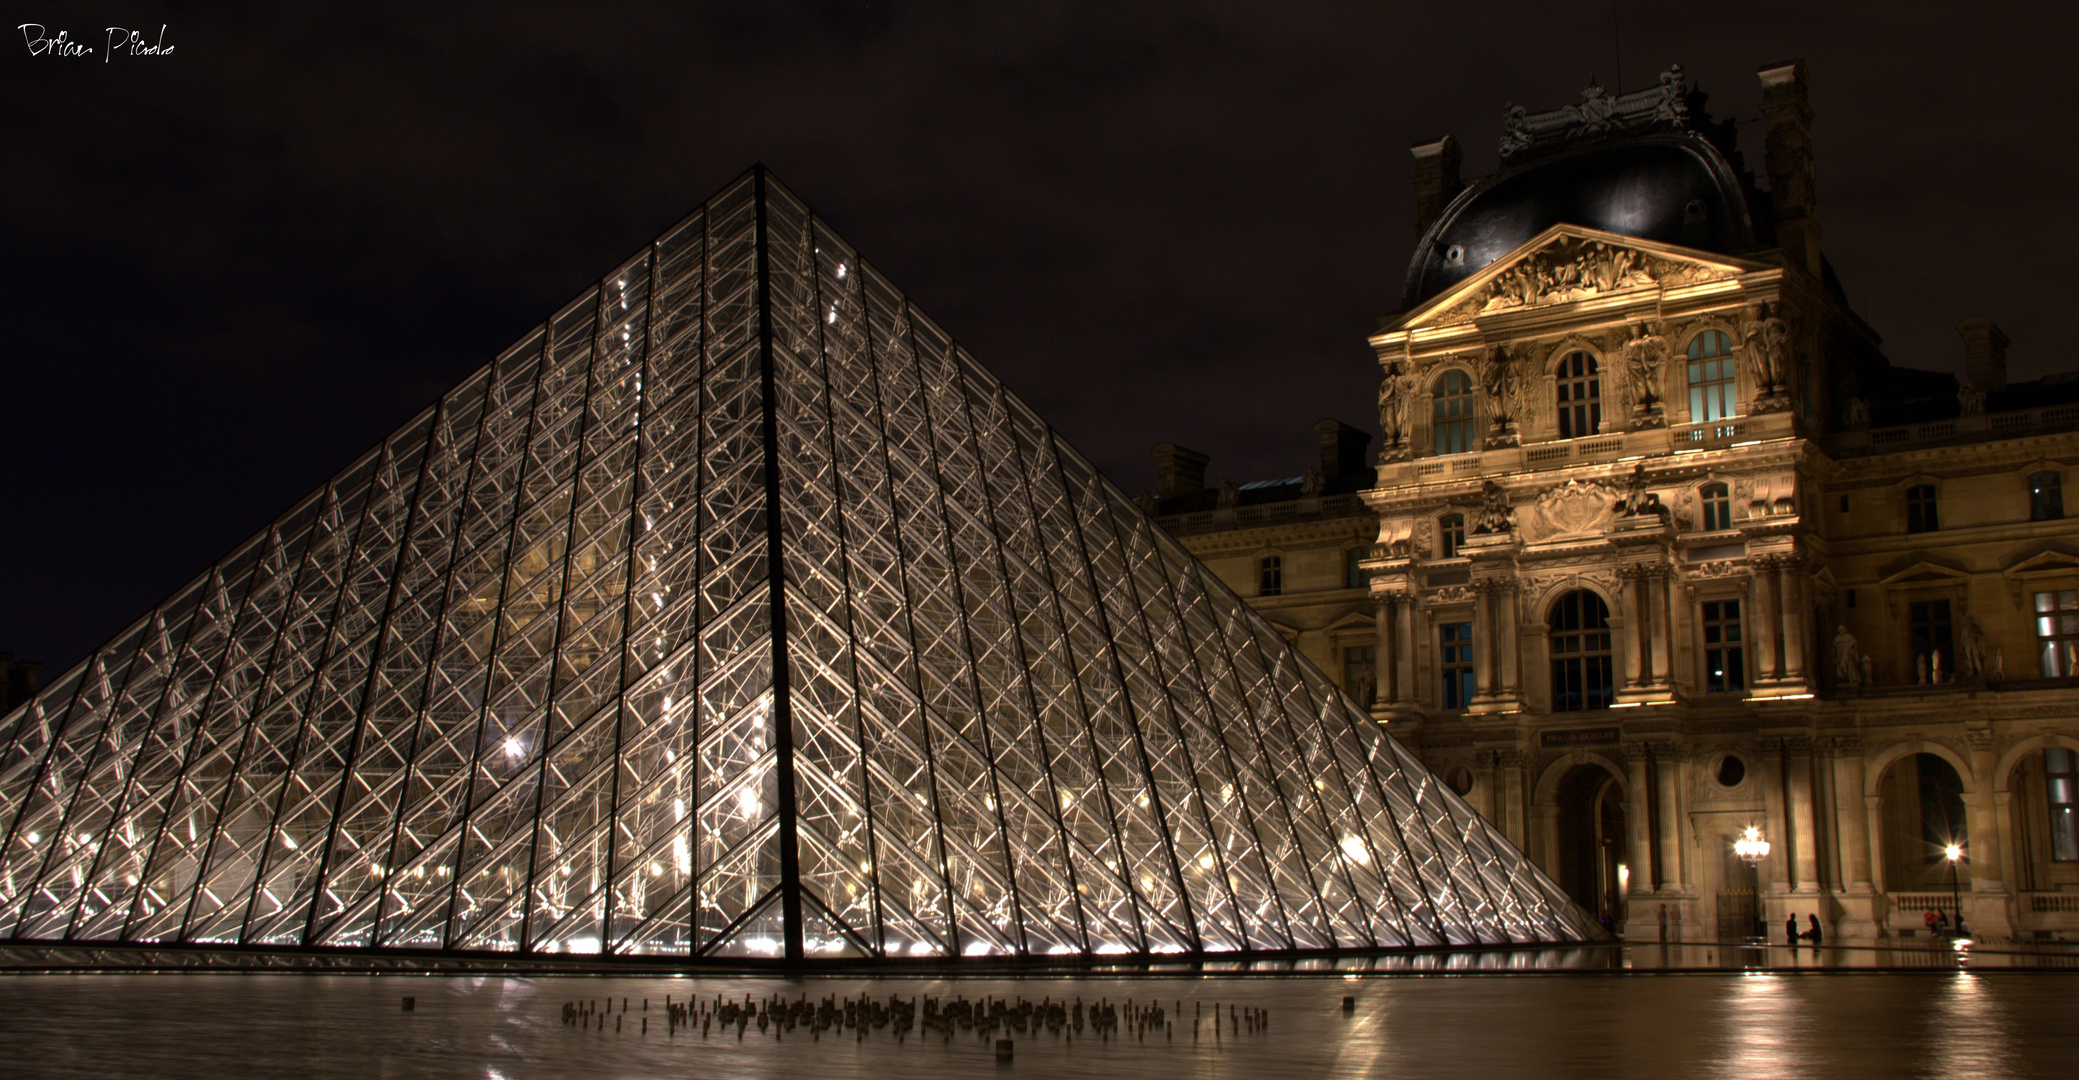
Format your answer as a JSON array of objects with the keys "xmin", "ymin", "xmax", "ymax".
[
  {"xmin": 1472, "ymin": 585, "xmax": 1495, "ymax": 700},
  {"xmin": 1656, "ymin": 746, "xmax": 1685, "ymax": 892},
  {"xmin": 1786, "ymin": 738, "xmax": 1821, "ymax": 894},
  {"xmin": 1829, "ymin": 738, "xmax": 1879, "ymax": 938},
  {"xmin": 1500, "ymin": 748, "xmax": 1528, "ymax": 848},
  {"xmin": 1832, "ymin": 740, "xmax": 1872, "ymax": 890},
  {"xmin": 1751, "ymin": 562, "xmax": 1781, "ymax": 682},
  {"xmin": 1621, "ymin": 570, "xmax": 1638, "ymax": 690},
  {"xmin": 1396, "ymin": 600, "xmax": 1420, "ymax": 706},
  {"xmin": 1863, "ymin": 793, "xmax": 1887, "ymax": 895},
  {"xmin": 1778, "ymin": 560, "xmax": 1807, "ymax": 682},
  {"xmin": 1473, "ymin": 750, "xmax": 1499, "ymax": 821},
  {"xmin": 1498, "ymin": 583, "xmax": 1522, "ymax": 694},
  {"xmin": 1965, "ymin": 728, "xmax": 2010, "ymax": 936},
  {"xmin": 1761, "ymin": 740, "xmax": 1789, "ymax": 897},
  {"xmin": 1649, "ymin": 570, "xmax": 1673, "ymax": 687},
  {"xmin": 1623, "ymin": 743, "xmax": 1656, "ymax": 936},
  {"xmin": 1374, "ymin": 594, "xmax": 1396, "ymax": 706}
]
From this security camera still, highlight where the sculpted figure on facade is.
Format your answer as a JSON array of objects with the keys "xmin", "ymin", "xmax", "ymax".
[
  {"xmin": 1216, "ymin": 479, "xmax": 1239, "ymax": 508},
  {"xmin": 1834, "ymin": 625, "xmax": 1862, "ymax": 687},
  {"xmin": 1300, "ymin": 468, "xmax": 1323, "ymax": 496},
  {"xmin": 1957, "ymin": 380, "xmax": 1986, "ymax": 416},
  {"xmin": 1960, "ymin": 616, "xmax": 1988, "ymax": 678},
  {"xmin": 1742, "ymin": 301, "xmax": 1793, "ymax": 405},
  {"xmin": 1377, "ymin": 362, "xmax": 1416, "ymax": 460},
  {"xmin": 1843, "ymin": 396, "xmax": 1871, "ymax": 429},
  {"xmin": 1472, "ymin": 479, "xmax": 1515, "ymax": 535},
  {"xmin": 1484, "ymin": 238, "xmax": 1652, "ymax": 312},
  {"xmin": 1621, "ymin": 321, "xmax": 1669, "ymax": 427}
]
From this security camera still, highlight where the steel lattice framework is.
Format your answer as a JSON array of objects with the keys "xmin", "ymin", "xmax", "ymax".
[{"xmin": 0, "ymin": 169, "xmax": 1591, "ymax": 961}]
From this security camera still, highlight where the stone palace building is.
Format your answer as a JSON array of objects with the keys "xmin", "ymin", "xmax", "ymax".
[{"xmin": 1152, "ymin": 61, "xmax": 2079, "ymax": 944}]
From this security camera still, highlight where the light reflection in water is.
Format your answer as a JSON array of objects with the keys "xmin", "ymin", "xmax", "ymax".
[{"xmin": 1928, "ymin": 975, "xmax": 2016, "ymax": 1080}]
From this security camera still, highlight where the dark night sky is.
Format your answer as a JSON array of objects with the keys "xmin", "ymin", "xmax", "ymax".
[{"xmin": 2, "ymin": 1, "xmax": 2068, "ymax": 678}]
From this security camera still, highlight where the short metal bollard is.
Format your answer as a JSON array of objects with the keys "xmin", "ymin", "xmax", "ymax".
[
  {"xmin": 995, "ymin": 1037, "xmax": 1014, "ymax": 1060},
  {"xmin": 402, "ymin": 996, "xmax": 416, "ymax": 1012},
  {"xmin": 1341, "ymin": 995, "xmax": 1354, "ymax": 1012}
]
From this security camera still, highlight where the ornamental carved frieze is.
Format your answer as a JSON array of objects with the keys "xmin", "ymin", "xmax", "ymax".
[{"xmin": 1522, "ymin": 479, "xmax": 1625, "ymax": 542}]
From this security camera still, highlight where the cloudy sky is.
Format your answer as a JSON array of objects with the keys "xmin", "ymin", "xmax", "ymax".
[{"xmin": 2, "ymin": 1, "xmax": 2064, "ymax": 675}]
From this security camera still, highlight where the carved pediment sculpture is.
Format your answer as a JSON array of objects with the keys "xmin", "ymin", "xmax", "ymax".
[
  {"xmin": 1472, "ymin": 479, "xmax": 1515, "ymax": 535},
  {"xmin": 1524, "ymin": 479, "xmax": 1625, "ymax": 542}
]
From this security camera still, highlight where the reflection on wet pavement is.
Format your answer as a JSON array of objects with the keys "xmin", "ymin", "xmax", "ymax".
[{"xmin": 2, "ymin": 964, "xmax": 2077, "ymax": 1078}]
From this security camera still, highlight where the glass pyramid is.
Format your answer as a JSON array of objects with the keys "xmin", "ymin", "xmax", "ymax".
[{"xmin": 0, "ymin": 169, "xmax": 1591, "ymax": 960}]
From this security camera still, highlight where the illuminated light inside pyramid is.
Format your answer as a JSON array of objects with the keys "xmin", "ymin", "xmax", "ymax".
[{"xmin": 0, "ymin": 168, "xmax": 1591, "ymax": 960}]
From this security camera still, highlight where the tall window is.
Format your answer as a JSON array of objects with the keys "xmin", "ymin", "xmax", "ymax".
[
  {"xmin": 2031, "ymin": 470, "xmax": 2065, "ymax": 521},
  {"xmin": 1438, "ymin": 512, "xmax": 1466, "ymax": 559},
  {"xmin": 1687, "ymin": 329, "xmax": 1737, "ymax": 423},
  {"xmin": 1909, "ymin": 599, "xmax": 1954, "ymax": 678},
  {"xmin": 1557, "ymin": 351, "xmax": 1602, "ymax": 438},
  {"xmin": 1702, "ymin": 599, "xmax": 1744, "ymax": 693},
  {"xmin": 1549, "ymin": 590, "xmax": 1614, "ymax": 711},
  {"xmin": 2036, "ymin": 590, "xmax": 2079, "ymax": 676},
  {"xmin": 1440, "ymin": 622, "xmax": 1476, "ymax": 709},
  {"xmin": 1906, "ymin": 484, "xmax": 1939, "ymax": 533},
  {"xmin": 1433, "ymin": 369, "xmax": 1477, "ymax": 456},
  {"xmin": 1345, "ymin": 547, "xmax": 1366, "ymax": 589},
  {"xmin": 1700, "ymin": 482, "xmax": 1732, "ymax": 531},
  {"xmin": 1258, "ymin": 555, "xmax": 1282, "ymax": 597},
  {"xmin": 2047, "ymin": 747, "xmax": 2079, "ymax": 862}
]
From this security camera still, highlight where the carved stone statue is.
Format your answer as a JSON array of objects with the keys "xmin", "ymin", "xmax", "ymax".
[
  {"xmin": 1472, "ymin": 479, "xmax": 1514, "ymax": 536},
  {"xmin": 1930, "ymin": 648, "xmax": 1944, "ymax": 684},
  {"xmin": 1861, "ymin": 654, "xmax": 1875, "ymax": 687},
  {"xmin": 1957, "ymin": 380, "xmax": 1986, "ymax": 416},
  {"xmin": 1300, "ymin": 468, "xmax": 1323, "ymax": 496},
  {"xmin": 1618, "ymin": 464, "xmax": 1651, "ymax": 516},
  {"xmin": 1960, "ymin": 616, "xmax": 1987, "ymax": 678},
  {"xmin": 1216, "ymin": 479, "xmax": 1238, "ymax": 508},
  {"xmin": 1136, "ymin": 491, "xmax": 1157, "ymax": 513},
  {"xmin": 1833, "ymin": 625, "xmax": 1862, "ymax": 687},
  {"xmin": 1916, "ymin": 652, "xmax": 1930, "ymax": 685},
  {"xmin": 1377, "ymin": 362, "xmax": 1416, "ymax": 458},
  {"xmin": 1621, "ymin": 322, "xmax": 1668, "ymax": 427},
  {"xmin": 1993, "ymin": 646, "xmax": 2005, "ymax": 681},
  {"xmin": 1843, "ymin": 397, "xmax": 1871, "ymax": 429},
  {"xmin": 1742, "ymin": 301, "xmax": 1792, "ymax": 401}
]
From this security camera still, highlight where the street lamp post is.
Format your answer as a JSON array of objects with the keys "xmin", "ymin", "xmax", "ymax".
[
  {"xmin": 1735, "ymin": 826, "xmax": 1771, "ymax": 941},
  {"xmin": 1944, "ymin": 843, "xmax": 1965, "ymax": 939}
]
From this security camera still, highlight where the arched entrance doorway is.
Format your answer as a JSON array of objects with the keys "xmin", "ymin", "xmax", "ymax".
[
  {"xmin": 1552, "ymin": 764, "xmax": 1627, "ymax": 930},
  {"xmin": 1876, "ymin": 752, "xmax": 1970, "ymax": 908}
]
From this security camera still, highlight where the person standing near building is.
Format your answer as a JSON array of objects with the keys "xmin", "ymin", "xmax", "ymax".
[
  {"xmin": 1787, "ymin": 915, "xmax": 1800, "ymax": 946},
  {"xmin": 1805, "ymin": 914, "xmax": 1823, "ymax": 945}
]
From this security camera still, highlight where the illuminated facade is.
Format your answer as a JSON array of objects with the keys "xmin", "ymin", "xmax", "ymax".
[
  {"xmin": 0, "ymin": 169, "xmax": 1589, "ymax": 961},
  {"xmin": 1353, "ymin": 61, "xmax": 2079, "ymax": 943}
]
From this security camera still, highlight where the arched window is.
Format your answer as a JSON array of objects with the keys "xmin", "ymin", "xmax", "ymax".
[
  {"xmin": 1556, "ymin": 351, "xmax": 1601, "ymax": 438},
  {"xmin": 1258, "ymin": 555, "xmax": 1283, "ymax": 596},
  {"xmin": 1432, "ymin": 370, "xmax": 1477, "ymax": 456},
  {"xmin": 1699, "ymin": 482, "xmax": 1732, "ymax": 531},
  {"xmin": 2031, "ymin": 470, "xmax": 2065, "ymax": 522},
  {"xmin": 1549, "ymin": 590, "xmax": 1614, "ymax": 712},
  {"xmin": 1687, "ymin": 329, "xmax": 1737, "ymax": 423},
  {"xmin": 1438, "ymin": 512, "xmax": 1466, "ymax": 559},
  {"xmin": 1907, "ymin": 484, "xmax": 1939, "ymax": 533}
]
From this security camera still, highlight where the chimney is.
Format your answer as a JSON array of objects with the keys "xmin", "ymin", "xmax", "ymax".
[
  {"xmin": 1152, "ymin": 443, "xmax": 1210, "ymax": 499},
  {"xmin": 1958, "ymin": 318, "xmax": 2010, "ymax": 393},
  {"xmin": 1313, "ymin": 419, "xmax": 1373, "ymax": 491},
  {"xmin": 1757, "ymin": 60, "xmax": 1822, "ymax": 277},
  {"xmin": 1410, "ymin": 136, "xmax": 1463, "ymax": 236}
]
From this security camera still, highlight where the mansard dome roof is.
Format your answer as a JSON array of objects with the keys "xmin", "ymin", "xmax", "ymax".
[{"xmin": 1404, "ymin": 70, "xmax": 1769, "ymax": 311}]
